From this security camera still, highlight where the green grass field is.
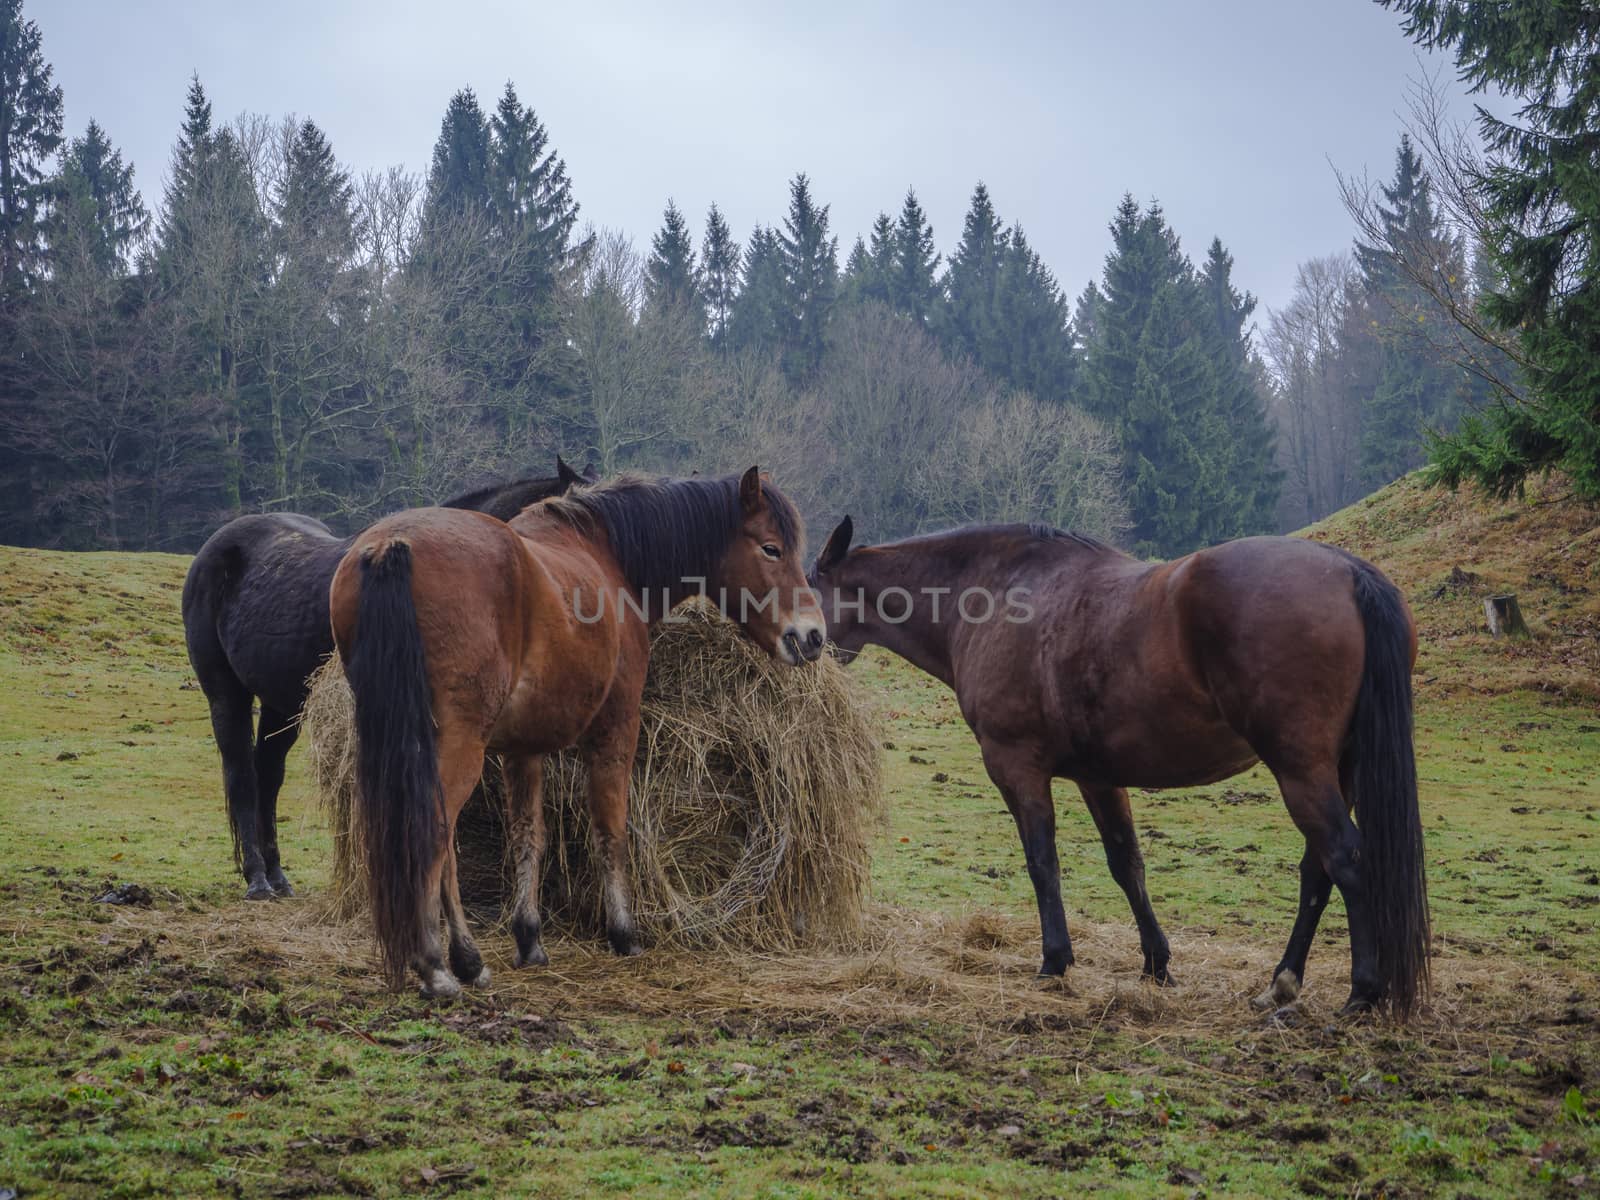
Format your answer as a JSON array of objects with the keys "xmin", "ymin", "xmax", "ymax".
[{"xmin": 2, "ymin": 477, "xmax": 1598, "ymax": 1198}]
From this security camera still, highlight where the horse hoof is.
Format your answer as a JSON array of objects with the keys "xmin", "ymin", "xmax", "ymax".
[
  {"xmin": 514, "ymin": 944, "xmax": 549, "ymax": 969},
  {"xmin": 608, "ymin": 930, "xmax": 644, "ymax": 958},
  {"xmin": 470, "ymin": 966, "xmax": 492, "ymax": 988},
  {"xmin": 420, "ymin": 970, "xmax": 461, "ymax": 1000},
  {"xmin": 269, "ymin": 877, "xmax": 295, "ymax": 898},
  {"xmin": 1036, "ymin": 960, "xmax": 1071, "ymax": 979},
  {"xmin": 1339, "ymin": 995, "xmax": 1377, "ymax": 1019},
  {"xmin": 1145, "ymin": 966, "xmax": 1176, "ymax": 987},
  {"xmin": 244, "ymin": 882, "xmax": 275, "ymax": 902},
  {"xmin": 1251, "ymin": 969, "xmax": 1300, "ymax": 1011},
  {"xmin": 1267, "ymin": 1002, "xmax": 1303, "ymax": 1028}
]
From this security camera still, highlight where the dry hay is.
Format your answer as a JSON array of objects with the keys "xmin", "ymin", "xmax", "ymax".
[
  {"xmin": 89, "ymin": 895, "xmax": 1598, "ymax": 1069},
  {"xmin": 303, "ymin": 601, "xmax": 883, "ymax": 950}
]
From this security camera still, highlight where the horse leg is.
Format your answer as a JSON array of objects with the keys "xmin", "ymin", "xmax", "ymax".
[
  {"xmin": 981, "ymin": 742, "xmax": 1072, "ymax": 976},
  {"xmin": 253, "ymin": 705, "xmax": 298, "ymax": 897},
  {"xmin": 1252, "ymin": 847, "xmax": 1334, "ymax": 1011},
  {"xmin": 412, "ymin": 732, "xmax": 484, "ymax": 999},
  {"xmin": 204, "ymin": 681, "xmax": 271, "ymax": 900},
  {"xmin": 1077, "ymin": 784, "xmax": 1172, "ymax": 984},
  {"xmin": 505, "ymin": 755, "xmax": 550, "ymax": 968},
  {"xmin": 1275, "ymin": 770, "xmax": 1380, "ymax": 1014},
  {"xmin": 584, "ymin": 719, "xmax": 644, "ymax": 957},
  {"xmin": 441, "ymin": 841, "xmax": 490, "ymax": 987}
]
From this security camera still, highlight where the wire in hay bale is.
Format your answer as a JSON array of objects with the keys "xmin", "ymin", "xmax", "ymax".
[{"xmin": 304, "ymin": 601, "xmax": 884, "ymax": 950}]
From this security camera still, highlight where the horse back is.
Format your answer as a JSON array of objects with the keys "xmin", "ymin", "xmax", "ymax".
[
  {"xmin": 183, "ymin": 513, "xmax": 349, "ymax": 715},
  {"xmin": 957, "ymin": 536, "xmax": 1383, "ymax": 787},
  {"xmin": 330, "ymin": 508, "xmax": 633, "ymax": 757}
]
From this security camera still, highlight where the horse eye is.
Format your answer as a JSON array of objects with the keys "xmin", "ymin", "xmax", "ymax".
[{"xmin": 761, "ymin": 544, "xmax": 781, "ymax": 559}]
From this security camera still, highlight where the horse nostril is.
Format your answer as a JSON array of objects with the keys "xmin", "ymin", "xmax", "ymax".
[{"xmin": 805, "ymin": 628, "xmax": 824, "ymax": 652}]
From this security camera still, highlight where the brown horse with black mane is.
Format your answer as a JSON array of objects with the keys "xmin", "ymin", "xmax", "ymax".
[
  {"xmin": 182, "ymin": 457, "xmax": 592, "ymax": 901},
  {"xmin": 808, "ymin": 519, "xmax": 1429, "ymax": 1018},
  {"xmin": 331, "ymin": 468, "xmax": 824, "ymax": 996}
]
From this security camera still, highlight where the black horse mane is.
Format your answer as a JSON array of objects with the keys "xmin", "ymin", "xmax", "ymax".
[
  {"xmin": 1024, "ymin": 523, "xmax": 1115, "ymax": 553},
  {"xmin": 545, "ymin": 474, "xmax": 803, "ymax": 594},
  {"xmin": 887, "ymin": 522, "xmax": 1114, "ymax": 560},
  {"xmin": 440, "ymin": 473, "xmax": 567, "ymax": 523}
]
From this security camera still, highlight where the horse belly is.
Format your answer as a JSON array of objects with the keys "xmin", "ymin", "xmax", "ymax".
[
  {"xmin": 488, "ymin": 670, "xmax": 609, "ymax": 756},
  {"xmin": 1057, "ymin": 700, "xmax": 1259, "ymax": 790}
]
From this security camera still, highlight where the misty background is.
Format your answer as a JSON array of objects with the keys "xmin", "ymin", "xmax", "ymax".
[
  {"xmin": 2, "ymin": 0, "xmax": 1516, "ymax": 557},
  {"xmin": 37, "ymin": 0, "xmax": 1481, "ymax": 317}
]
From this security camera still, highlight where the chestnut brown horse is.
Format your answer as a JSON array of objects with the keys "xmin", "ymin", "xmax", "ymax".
[
  {"xmin": 808, "ymin": 519, "xmax": 1429, "ymax": 1018},
  {"xmin": 331, "ymin": 468, "xmax": 825, "ymax": 996},
  {"xmin": 182, "ymin": 457, "xmax": 591, "ymax": 900}
]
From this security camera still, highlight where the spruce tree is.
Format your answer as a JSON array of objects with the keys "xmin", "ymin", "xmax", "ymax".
[
  {"xmin": 412, "ymin": 83, "xmax": 582, "ymax": 440},
  {"xmin": 840, "ymin": 213, "xmax": 894, "ymax": 309},
  {"xmin": 1073, "ymin": 280, "xmax": 1103, "ymax": 363},
  {"xmin": 698, "ymin": 202, "xmax": 739, "ymax": 351},
  {"xmin": 939, "ymin": 181, "xmax": 1005, "ymax": 365},
  {"xmin": 275, "ymin": 118, "xmax": 356, "ymax": 282},
  {"xmin": 1080, "ymin": 197, "xmax": 1253, "ymax": 554},
  {"xmin": 839, "ymin": 235, "xmax": 872, "ymax": 306},
  {"xmin": 890, "ymin": 187, "xmax": 940, "ymax": 324},
  {"xmin": 156, "ymin": 76, "xmax": 214, "ymax": 257},
  {"xmin": 728, "ymin": 224, "xmax": 788, "ymax": 354},
  {"xmin": 261, "ymin": 117, "xmax": 363, "ymax": 507},
  {"xmin": 775, "ymin": 173, "xmax": 837, "ymax": 382},
  {"xmin": 49, "ymin": 120, "xmax": 147, "ymax": 275},
  {"xmin": 1352, "ymin": 137, "xmax": 1468, "ymax": 489},
  {"xmin": 1198, "ymin": 237, "xmax": 1280, "ymax": 533},
  {"xmin": 150, "ymin": 78, "xmax": 265, "ymax": 510},
  {"xmin": 1388, "ymin": 0, "xmax": 1600, "ymax": 499},
  {"xmin": 993, "ymin": 226, "xmax": 1077, "ymax": 403},
  {"xmin": 645, "ymin": 199, "xmax": 700, "ymax": 318},
  {"xmin": 0, "ymin": 0, "xmax": 64, "ymax": 296},
  {"xmin": 424, "ymin": 88, "xmax": 491, "ymax": 221},
  {"xmin": 488, "ymin": 82, "xmax": 581, "ymax": 277},
  {"xmin": 936, "ymin": 183, "xmax": 1077, "ymax": 400}
]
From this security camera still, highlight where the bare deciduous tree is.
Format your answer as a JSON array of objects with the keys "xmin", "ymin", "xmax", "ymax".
[
  {"xmin": 564, "ymin": 229, "xmax": 710, "ymax": 475},
  {"xmin": 918, "ymin": 391, "xmax": 1129, "ymax": 541},
  {"xmin": 1262, "ymin": 253, "xmax": 1364, "ymax": 528},
  {"xmin": 1336, "ymin": 70, "xmax": 1527, "ymax": 405}
]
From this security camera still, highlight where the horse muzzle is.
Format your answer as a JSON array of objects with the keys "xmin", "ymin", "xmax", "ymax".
[{"xmin": 781, "ymin": 622, "xmax": 827, "ymax": 665}]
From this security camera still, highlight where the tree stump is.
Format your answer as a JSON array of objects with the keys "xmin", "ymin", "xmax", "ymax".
[{"xmin": 1484, "ymin": 593, "xmax": 1530, "ymax": 640}]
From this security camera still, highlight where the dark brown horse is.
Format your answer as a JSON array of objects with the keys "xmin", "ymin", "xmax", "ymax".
[
  {"xmin": 182, "ymin": 458, "xmax": 592, "ymax": 900},
  {"xmin": 330, "ymin": 469, "xmax": 825, "ymax": 996},
  {"xmin": 808, "ymin": 519, "xmax": 1428, "ymax": 1018}
]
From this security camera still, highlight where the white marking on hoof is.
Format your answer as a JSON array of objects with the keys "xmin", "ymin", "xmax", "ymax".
[
  {"xmin": 471, "ymin": 966, "xmax": 492, "ymax": 988},
  {"xmin": 1252, "ymin": 968, "xmax": 1301, "ymax": 1011},
  {"xmin": 420, "ymin": 969, "xmax": 461, "ymax": 1000}
]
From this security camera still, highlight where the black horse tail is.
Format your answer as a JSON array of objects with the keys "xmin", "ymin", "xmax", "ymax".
[
  {"xmin": 345, "ymin": 540, "xmax": 440, "ymax": 989},
  {"xmin": 1346, "ymin": 562, "xmax": 1430, "ymax": 1019}
]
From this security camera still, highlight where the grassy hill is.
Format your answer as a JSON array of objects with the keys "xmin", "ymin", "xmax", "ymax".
[
  {"xmin": 0, "ymin": 479, "xmax": 1597, "ymax": 1198},
  {"xmin": 1306, "ymin": 471, "xmax": 1599, "ymax": 702}
]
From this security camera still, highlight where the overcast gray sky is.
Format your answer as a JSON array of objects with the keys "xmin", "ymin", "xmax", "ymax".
[{"xmin": 38, "ymin": 0, "xmax": 1484, "ymax": 317}]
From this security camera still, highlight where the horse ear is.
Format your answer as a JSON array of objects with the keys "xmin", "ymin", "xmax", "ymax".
[
  {"xmin": 739, "ymin": 465, "xmax": 764, "ymax": 516},
  {"xmin": 582, "ymin": 459, "xmax": 600, "ymax": 483},
  {"xmin": 817, "ymin": 515, "xmax": 854, "ymax": 572},
  {"xmin": 556, "ymin": 456, "xmax": 583, "ymax": 488}
]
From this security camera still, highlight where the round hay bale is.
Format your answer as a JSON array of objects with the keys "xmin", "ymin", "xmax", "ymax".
[{"xmin": 304, "ymin": 602, "xmax": 883, "ymax": 949}]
